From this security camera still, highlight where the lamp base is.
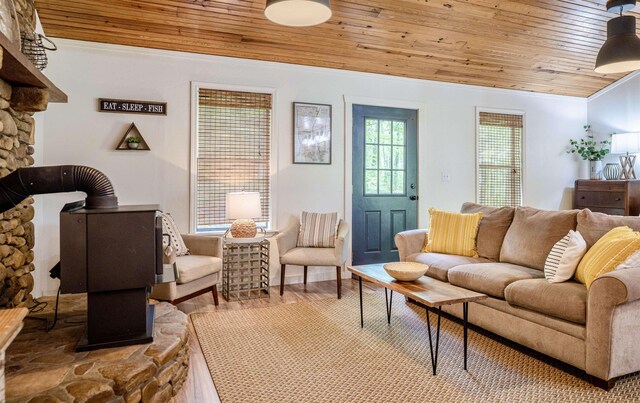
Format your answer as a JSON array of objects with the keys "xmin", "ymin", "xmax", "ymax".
[
  {"xmin": 230, "ymin": 218, "xmax": 257, "ymax": 238},
  {"xmin": 619, "ymin": 154, "xmax": 637, "ymax": 179}
]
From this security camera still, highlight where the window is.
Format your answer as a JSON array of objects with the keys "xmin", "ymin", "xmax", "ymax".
[
  {"xmin": 193, "ymin": 87, "xmax": 272, "ymax": 232},
  {"xmin": 477, "ymin": 110, "xmax": 523, "ymax": 207},
  {"xmin": 364, "ymin": 118, "xmax": 407, "ymax": 195}
]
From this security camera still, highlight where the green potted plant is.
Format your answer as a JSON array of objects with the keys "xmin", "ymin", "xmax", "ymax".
[
  {"xmin": 567, "ymin": 125, "xmax": 611, "ymax": 179},
  {"xmin": 126, "ymin": 136, "xmax": 141, "ymax": 149}
]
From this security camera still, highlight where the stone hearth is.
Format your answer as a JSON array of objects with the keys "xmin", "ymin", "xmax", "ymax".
[{"xmin": 5, "ymin": 296, "xmax": 189, "ymax": 402}]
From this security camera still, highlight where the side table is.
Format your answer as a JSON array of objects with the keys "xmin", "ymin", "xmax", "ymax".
[{"xmin": 222, "ymin": 238, "xmax": 270, "ymax": 301}]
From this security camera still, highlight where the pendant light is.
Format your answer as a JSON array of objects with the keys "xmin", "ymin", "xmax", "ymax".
[
  {"xmin": 595, "ymin": 0, "xmax": 640, "ymax": 74},
  {"xmin": 264, "ymin": 0, "xmax": 332, "ymax": 27}
]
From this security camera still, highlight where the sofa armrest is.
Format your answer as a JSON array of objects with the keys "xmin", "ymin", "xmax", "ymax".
[
  {"xmin": 395, "ymin": 229, "xmax": 428, "ymax": 261},
  {"xmin": 274, "ymin": 222, "xmax": 299, "ymax": 256},
  {"xmin": 334, "ymin": 220, "xmax": 350, "ymax": 264},
  {"xmin": 586, "ymin": 269, "xmax": 640, "ymax": 380},
  {"xmin": 181, "ymin": 234, "xmax": 223, "ymax": 258}
]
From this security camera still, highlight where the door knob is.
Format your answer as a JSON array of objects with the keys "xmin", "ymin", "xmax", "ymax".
[{"xmin": 409, "ymin": 195, "xmax": 419, "ymax": 201}]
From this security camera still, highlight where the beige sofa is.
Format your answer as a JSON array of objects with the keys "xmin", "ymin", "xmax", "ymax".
[{"xmin": 395, "ymin": 203, "xmax": 640, "ymax": 390}]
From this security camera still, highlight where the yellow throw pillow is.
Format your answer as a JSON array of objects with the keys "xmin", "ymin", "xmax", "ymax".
[
  {"xmin": 421, "ymin": 208, "xmax": 483, "ymax": 257},
  {"xmin": 575, "ymin": 226, "xmax": 640, "ymax": 288}
]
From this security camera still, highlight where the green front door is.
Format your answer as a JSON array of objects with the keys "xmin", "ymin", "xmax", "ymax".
[{"xmin": 352, "ymin": 105, "xmax": 418, "ymax": 265}]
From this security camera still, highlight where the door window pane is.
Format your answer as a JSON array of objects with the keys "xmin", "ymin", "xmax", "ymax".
[
  {"xmin": 365, "ymin": 145, "xmax": 378, "ymax": 169},
  {"xmin": 392, "ymin": 146, "xmax": 404, "ymax": 170},
  {"xmin": 379, "ymin": 145, "xmax": 392, "ymax": 169},
  {"xmin": 365, "ymin": 119, "xmax": 378, "ymax": 144},
  {"xmin": 393, "ymin": 121, "xmax": 405, "ymax": 145},
  {"xmin": 380, "ymin": 120, "xmax": 392, "ymax": 144},
  {"xmin": 392, "ymin": 171, "xmax": 405, "ymax": 194},
  {"xmin": 365, "ymin": 170, "xmax": 378, "ymax": 194},
  {"xmin": 379, "ymin": 170, "xmax": 391, "ymax": 194}
]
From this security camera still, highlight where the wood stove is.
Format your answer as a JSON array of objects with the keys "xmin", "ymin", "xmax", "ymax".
[{"xmin": 60, "ymin": 202, "xmax": 165, "ymax": 351}]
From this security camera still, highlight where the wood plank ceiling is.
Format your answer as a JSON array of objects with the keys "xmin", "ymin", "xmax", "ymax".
[{"xmin": 34, "ymin": 0, "xmax": 635, "ymax": 97}]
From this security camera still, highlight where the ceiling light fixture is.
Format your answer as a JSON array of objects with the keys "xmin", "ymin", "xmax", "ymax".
[
  {"xmin": 595, "ymin": 0, "xmax": 640, "ymax": 74},
  {"xmin": 264, "ymin": 0, "xmax": 332, "ymax": 27}
]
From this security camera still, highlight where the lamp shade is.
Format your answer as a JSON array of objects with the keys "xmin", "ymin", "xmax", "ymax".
[
  {"xmin": 595, "ymin": 16, "xmax": 640, "ymax": 74},
  {"xmin": 611, "ymin": 132, "xmax": 640, "ymax": 154},
  {"xmin": 264, "ymin": 0, "xmax": 332, "ymax": 27},
  {"xmin": 226, "ymin": 192, "xmax": 262, "ymax": 219}
]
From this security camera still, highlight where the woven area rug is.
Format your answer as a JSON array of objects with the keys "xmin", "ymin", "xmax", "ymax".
[{"xmin": 191, "ymin": 293, "xmax": 640, "ymax": 402}]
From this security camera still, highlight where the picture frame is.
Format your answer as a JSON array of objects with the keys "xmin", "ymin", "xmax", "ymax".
[{"xmin": 293, "ymin": 102, "xmax": 332, "ymax": 164}]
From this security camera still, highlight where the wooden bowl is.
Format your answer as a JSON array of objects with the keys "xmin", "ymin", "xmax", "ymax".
[{"xmin": 383, "ymin": 262, "xmax": 429, "ymax": 282}]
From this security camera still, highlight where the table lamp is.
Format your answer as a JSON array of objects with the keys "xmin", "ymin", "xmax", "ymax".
[
  {"xmin": 225, "ymin": 191, "xmax": 262, "ymax": 238},
  {"xmin": 611, "ymin": 132, "xmax": 640, "ymax": 179}
]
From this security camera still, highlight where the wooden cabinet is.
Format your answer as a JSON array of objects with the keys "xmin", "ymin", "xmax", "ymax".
[{"xmin": 574, "ymin": 180, "xmax": 640, "ymax": 216}]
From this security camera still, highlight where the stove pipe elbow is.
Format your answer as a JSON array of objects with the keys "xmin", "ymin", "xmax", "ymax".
[{"xmin": 0, "ymin": 165, "xmax": 118, "ymax": 213}]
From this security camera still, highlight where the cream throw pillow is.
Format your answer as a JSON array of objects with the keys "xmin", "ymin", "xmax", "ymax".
[
  {"xmin": 544, "ymin": 230, "xmax": 587, "ymax": 283},
  {"xmin": 160, "ymin": 212, "xmax": 189, "ymax": 257},
  {"xmin": 422, "ymin": 208, "xmax": 483, "ymax": 257},
  {"xmin": 297, "ymin": 211, "xmax": 339, "ymax": 248}
]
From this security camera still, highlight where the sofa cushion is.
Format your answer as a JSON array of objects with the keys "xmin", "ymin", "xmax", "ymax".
[
  {"xmin": 505, "ymin": 279, "xmax": 587, "ymax": 325},
  {"xmin": 176, "ymin": 255, "xmax": 222, "ymax": 284},
  {"xmin": 500, "ymin": 207, "xmax": 578, "ymax": 271},
  {"xmin": 406, "ymin": 252, "xmax": 490, "ymax": 282},
  {"xmin": 448, "ymin": 263, "xmax": 544, "ymax": 299},
  {"xmin": 422, "ymin": 208, "xmax": 483, "ymax": 257},
  {"xmin": 577, "ymin": 209, "xmax": 640, "ymax": 249},
  {"xmin": 460, "ymin": 202, "xmax": 515, "ymax": 261}
]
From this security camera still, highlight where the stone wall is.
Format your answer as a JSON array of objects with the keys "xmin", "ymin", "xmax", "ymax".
[
  {"xmin": 14, "ymin": 0, "xmax": 36, "ymax": 35},
  {"xmin": 0, "ymin": 80, "xmax": 36, "ymax": 308}
]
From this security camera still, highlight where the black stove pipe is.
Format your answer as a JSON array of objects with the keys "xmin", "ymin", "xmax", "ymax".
[{"xmin": 0, "ymin": 165, "xmax": 118, "ymax": 212}]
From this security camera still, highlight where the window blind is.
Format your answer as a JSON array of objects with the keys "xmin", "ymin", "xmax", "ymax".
[
  {"xmin": 477, "ymin": 111, "xmax": 523, "ymax": 207},
  {"xmin": 196, "ymin": 88, "xmax": 271, "ymax": 232}
]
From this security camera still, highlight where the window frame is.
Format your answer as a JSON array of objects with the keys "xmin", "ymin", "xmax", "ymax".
[
  {"xmin": 475, "ymin": 107, "xmax": 526, "ymax": 207},
  {"xmin": 189, "ymin": 82, "xmax": 278, "ymax": 234}
]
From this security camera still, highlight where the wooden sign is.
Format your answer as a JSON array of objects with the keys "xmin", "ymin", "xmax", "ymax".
[{"xmin": 99, "ymin": 98, "xmax": 167, "ymax": 115}]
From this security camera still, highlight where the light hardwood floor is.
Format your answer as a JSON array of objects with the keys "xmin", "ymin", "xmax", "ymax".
[{"xmin": 171, "ymin": 278, "xmax": 381, "ymax": 403}]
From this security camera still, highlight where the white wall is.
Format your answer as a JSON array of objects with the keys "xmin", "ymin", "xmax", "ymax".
[
  {"xmin": 588, "ymin": 71, "xmax": 640, "ymax": 171},
  {"xmin": 33, "ymin": 39, "xmax": 587, "ymax": 296}
]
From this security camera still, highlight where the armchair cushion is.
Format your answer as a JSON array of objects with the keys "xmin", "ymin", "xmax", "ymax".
[
  {"xmin": 176, "ymin": 255, "xmax": 222, "ymax": 284},
  {"xmin": 280, "ymin": 247, "xmax": 343, "ymax": 266},
  {"xmin": 160, "ymin": 212, "xmax": 189, "ymax": 256},
  {"xmin": 297, "ymin": 211, "xmax": 339, "ymax": 247}
]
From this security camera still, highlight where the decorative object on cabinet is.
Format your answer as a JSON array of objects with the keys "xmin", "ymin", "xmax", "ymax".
[
  {"xmin": 293, "ymin": 102, "xmax": 332, "ymax": 164},
  {"xmin": 567, "ymin": 125, "xmax": 611, "ymax": 180},
  {"xmin": 222, "ymin": 238, "xmax": 270, "ymax": 301},
  {"xmin": 595, "ymin": 0, "xmax": 640, "ymax": 74},
  {"xmin": 611, "ymin": 132, "xmax": 640, "ymax": 179},
  {"xmin": 574, "ymin": 179, "xmax": 640, "ymax": 216},
  {"xmin": 99, "ymin": 98, "xmax": 167, "ymax": 115},
  {"xmin": 225, "ymin": 191, "xmax": 265, "ymax": 239},
  {"xmin": 603, "ymin": 162, "xmax": 623, "ymax": 180},
  {"xmin": 115, "ymin": 122, "xmax": 150, "ymax": 151},
  {"xmin": 20, "ymin": 32, "xmax": 56, "ymax": 70}
]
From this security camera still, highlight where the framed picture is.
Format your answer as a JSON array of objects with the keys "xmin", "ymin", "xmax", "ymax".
[{"xmin": 293, "ymin": 102, "xmax": 332, "ymax": 164}]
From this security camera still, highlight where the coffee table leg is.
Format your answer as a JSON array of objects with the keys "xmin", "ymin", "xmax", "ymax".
[
  {"xmin": 359, "ymin": 276, "xmax": 363, "ymax": 328},
  {"xmin": 463, "ymin": 302, "xmax": 468, "ymax": 370},
  {"xmin": 384, "ymin": 288, "xmax": 393, "ymax": 324},
  {"xmin": 425, "ymin": 306, "xmax": 442, "ymax": 375}
]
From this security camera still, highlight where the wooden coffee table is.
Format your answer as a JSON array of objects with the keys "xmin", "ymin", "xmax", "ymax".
[{"xmin": 349, "ymin": 263, "xmax": 487, "ymax": 375}]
